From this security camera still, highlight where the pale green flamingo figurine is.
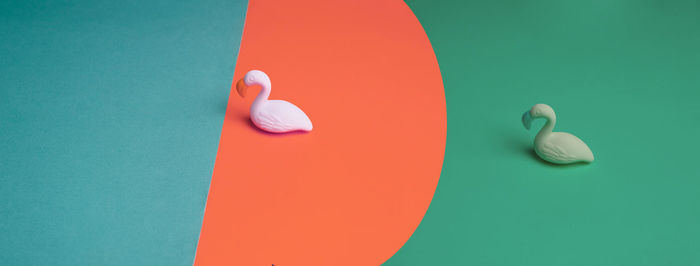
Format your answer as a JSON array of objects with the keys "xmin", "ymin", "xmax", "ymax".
[{"xmin": 522, "ymin": 104, "xmax": 594, "ymax": 164}]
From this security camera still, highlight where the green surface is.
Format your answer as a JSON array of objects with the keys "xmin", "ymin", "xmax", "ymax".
[
  {"xmin": 388, "ymin": 0, "xmax": 700, "ymax": 265},
  {"xmin": 0, "ymin": 1, "xmax": 246, "ymax": 265}
]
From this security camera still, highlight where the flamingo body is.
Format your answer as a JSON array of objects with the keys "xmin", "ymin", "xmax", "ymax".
[
  {"xmin": 251, "ymin": 100, "xmax": 313, "ymax": 133},
  {"xmin": 535, "ymin": 132, "xmax": 594, "ymax": 164}
]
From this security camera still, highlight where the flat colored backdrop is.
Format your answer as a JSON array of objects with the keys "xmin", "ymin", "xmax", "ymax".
[
  {"xmin": 387, "ymin": 0, "xmax": 700, "ymax": 265},
  {"xmin": 0, "ymin": 0, "xmax": 247, "ymax": 265},
  {"xmin": 3, "ymin": 0, "xmax": 700, "ymax": 265}
]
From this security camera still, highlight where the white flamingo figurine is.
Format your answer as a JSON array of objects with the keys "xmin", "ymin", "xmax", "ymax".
[
  {"xmin": 522, "ymin": 104, "xmax": 594, "ymax": 164},
  {"xmin": 236, "ymin": 70, "xmax": 313, "ymax": 133}
]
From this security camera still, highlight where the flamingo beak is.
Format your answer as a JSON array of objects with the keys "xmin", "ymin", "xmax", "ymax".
[
  {"xmin": 236, "ymin": 79, "xmax": 248, "ymax": 97},
  {"xmin": 522, "ymin": 110, "xmax": 533, "ymax": 130}
]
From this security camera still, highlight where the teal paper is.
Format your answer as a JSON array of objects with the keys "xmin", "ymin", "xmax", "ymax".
[{"xmin": 0, "ymin": 0, "xmax": 247, "ymax": 265}]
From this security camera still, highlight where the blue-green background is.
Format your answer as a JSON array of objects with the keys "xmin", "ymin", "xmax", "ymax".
[
  {"xmin": 1, "ymin": 0, "xmax": 247, "ymax": 265},
  {"xmin": 387, "ymin": 0, "xmax": 700, "ymax": 265}
]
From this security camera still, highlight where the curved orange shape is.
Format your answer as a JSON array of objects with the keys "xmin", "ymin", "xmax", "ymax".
[{"xmin": 194, "ymin": 0, "xmax": 445, "ymax": 265}]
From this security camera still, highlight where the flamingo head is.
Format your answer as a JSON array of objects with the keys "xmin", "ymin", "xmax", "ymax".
[
  {"xmin": 236, "ymin": 70, "xmax": 271, "ymax": 97},
  {"xmin": 522, "ymin": 103, "xmax": 555, "ymax": 130}
]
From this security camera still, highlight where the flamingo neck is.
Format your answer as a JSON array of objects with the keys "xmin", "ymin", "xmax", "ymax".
[
  {"xmin": 250, "ymin": 82, "xmax": 271, "ymax": 112},
  {"xmin": 535, "ymin": 114, "xmax": 556, "ymax": 141}
]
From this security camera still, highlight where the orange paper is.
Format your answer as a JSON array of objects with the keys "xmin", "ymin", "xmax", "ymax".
[{"xmin": 195, "ymin": 0, "xmax": 446, "ymax": 264}]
